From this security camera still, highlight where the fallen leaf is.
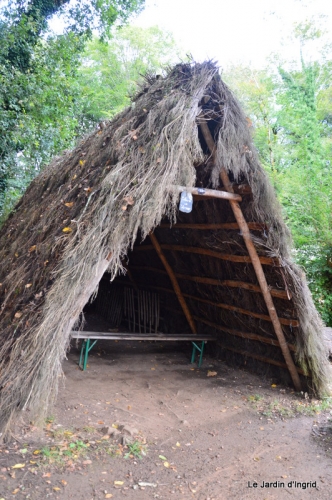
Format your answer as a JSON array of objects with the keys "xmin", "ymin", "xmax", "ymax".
[
  {"xmin": 62, "ymin": 227, "xmax": 72, "ymax": 233},
  {"xmin": 72, "ymin": 174, "xmax": 77, "ymax": 180},
  {"xmin": 29, "ymin": 461, "xmax": 36, "ymax": 464},
  {"xmin": 12, "ymin": 463, "xmax": 25, "ymax": 469},
  {"xmin": 61, "ymin": 480, "xmax": 67, "ymax": 485},
  {"xmin": 253, "ymin": 457, "xmax": 260, "ymax": 462},
  {"xmin": 207, "ymin": 371, "xmax": 217, "ymax": 377},
  {"xmin": 33, "ymin": 450, "xmax": 41, "ymax": 455},
  {"xmin": 112, "ymin": 424, "xmax": 118, "ymax": 429},
  {"xmin": 29, "ymin": 245, "xmax": 36, "ymax": 253},
  {"xmin": 14, "ymin": 312, "xmax": 22, "ymax": 319},
  {"xmin": 84, "ymin": 187, "xmax": 92, "ymax": 193},
  {"xmin": 105, "ymin": 495, "xmax": 113, "ymax": 499},
  {"xmin": 43, "ymin": 472, "xmax": 51, "ymax": 477},
  {"xmin": 176, "ymin": 442, "xmax": 181, "ymax": 447},
  {"xmin": 12, "ymin": 489, "xmax": 20, "ymax": 494},
  {"xmin": 53, "ymin": 487, "xmax": 61, "ymax": 491},
  {"xmin": 114, "ymin": 481, "xmax": 124, "ymax": 486},
  {"xmin": 260, "ymin": 427, "xmax": 264, "ymax": 431},
  {"xmin": 151, "ymin": 367, "xmax": 155, "ymax": 370},
  {"xmin": 127, "ymin": 405, "xmax": 131, "ymax": 410},
  {"xmin": 20, "ymin": 448, "xmax": 28, "ymax": 454},
  {"xmin": 271, "ymin": 384, "xmax": 277, "ymax": 388},
  {"xmin": 15, "ymin": 252, "xmax": 19, "ymax": 257},
  {"xmin": 123, "ymin": 195, "xmax": 134, "ymax": 205},
  {"xmin": 98, "ymin": 420, "xmax": 104, "ymax": 425},
  {"xmin": 25, "ymin": 284, "xmax": 32, "ymax": 288},
  {"xmin": 79, "ymin": 160, "xmax": 85, "ymax": 166},
  {"xmin": 159, "ymin": 455, "xmax": 167, "ymax": 461},
  {"xmin": 64, "ymin": 202, "xmax": 74, "ymax": 208},
  {"xmin": 163, "ymin": 461, "xmax": 170, "ymax": 468},
  {"xmin": 281, "ymin": 475, "xmax": 288, "ymax": 479},
  {"xmin": 83, "ymin": 460, "xmax": 92, "ymax": 465}
]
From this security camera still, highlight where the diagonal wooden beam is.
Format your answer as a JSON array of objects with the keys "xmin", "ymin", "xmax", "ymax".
[
  {"xmin": 149, "ymin": 232, "xmax": 197, "ymax": 334},
  {"xmin": 199, "ymin": 119, "xmax": 302, "ymax": 391}
]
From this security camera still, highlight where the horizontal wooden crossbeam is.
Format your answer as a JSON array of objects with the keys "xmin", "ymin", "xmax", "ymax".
[
  {"xmin": 218, "ymin": 343, "xmax": 304, "ymax": 375},
  {"xmin": 130, "ymin": 266, "xmax": 290, "ymax": 300},
  {"xmin": 135, "ymin": 243, "xmax": 280, "ymax": 267},
  {"xmin": 113, "ymin": 281, "xmax": 298, "ymax": 327},
  {"xmin": 159, "ymin": 222, "xmax": 266, "ymax": 231},
  {"xmin": 192, "ymin": 316, "xmax": 296, "ymax": 352},
  {"xmin": 173, "ymin": 185, "xmax": 242, "ymax": 201}
]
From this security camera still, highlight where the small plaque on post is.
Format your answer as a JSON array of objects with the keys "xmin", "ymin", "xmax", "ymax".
[{"xmin": 179, "ymin": 191, "xmax": 193, "ymax": 213}]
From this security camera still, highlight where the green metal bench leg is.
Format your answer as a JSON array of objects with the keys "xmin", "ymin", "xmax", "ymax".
[
  {"xmin": 79, "ymin": 339, "xmax": 98, "ymax": 371},
  {"xmin": 198, "ymin": 341, "xmax": 205, "ymax": 367},
  {"xmin": 191, "ymin": 341, "xmax": 206, "ymax": 367}
]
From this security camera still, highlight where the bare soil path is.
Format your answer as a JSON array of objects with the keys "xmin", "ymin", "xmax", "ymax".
[{"xmin": 1, "ymin": 340, "xmax": 331, "ymax": 499}]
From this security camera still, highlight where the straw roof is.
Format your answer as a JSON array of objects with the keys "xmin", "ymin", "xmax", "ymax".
[{"xmin": 0, "ymin": 61, "xmax": 330, "ymax": 437}]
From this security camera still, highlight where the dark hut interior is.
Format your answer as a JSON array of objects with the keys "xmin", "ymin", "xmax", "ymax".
[{"xmin": 80, "ymin": 111, "xmax": 300, "ymax": 388}]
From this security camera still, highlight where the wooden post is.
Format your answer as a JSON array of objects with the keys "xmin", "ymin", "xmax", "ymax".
[
  {"xmin": 149, "ymin": 232, "xmax": 197, "ymax": 334},
  {"xmin": 199, "ymin": 119, "xmax": 302, "ymax": 392}
]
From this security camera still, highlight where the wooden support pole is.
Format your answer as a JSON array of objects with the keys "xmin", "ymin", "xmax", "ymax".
[
  {"xmin": 199, "ymin": 119, "xmax": 302, "ymax": 391},
  {"xmin": 149, "ymin": 232, "xmax": 197, "ymax": 334}
]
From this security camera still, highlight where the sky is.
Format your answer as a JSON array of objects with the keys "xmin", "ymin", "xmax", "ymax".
[{"xmin": 134, "ymin": 0, "xmax": 332, "ymax": 68}]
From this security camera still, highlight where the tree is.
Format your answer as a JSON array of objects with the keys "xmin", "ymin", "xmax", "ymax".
[
  {"xmin": 223, "ymin": 21, "xmax": 332, "ymax": 323},
  {"xmin": 77, "ymin": 26, "xmax": 183, "ymax": 125},
  {"xmin": 0, "ymin": 0, "xmax": 145, "ymax": 219}
]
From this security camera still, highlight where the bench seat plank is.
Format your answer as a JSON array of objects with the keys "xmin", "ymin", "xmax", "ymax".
[{"xmin": 71, "ymin": 331, "xmax": 215, "ymax": 341}]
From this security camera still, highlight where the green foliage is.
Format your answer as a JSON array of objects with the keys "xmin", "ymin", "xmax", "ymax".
[
  {"xmin": 296, "ymin": 246, "xmax": 332, "ymax": 324},
  {"xmin": 77, "ymin": 26, "xmax": 183, "ymax": 123},
  {"xmin": 0, "ymin": 31, "xmax": 84, "ymax": 219},
  {"xmin": 0, "ymin": 0, "xmax": 146, "ymax": 221},
  {"xmin": 224, "ymin": 21, "xmax": 332, "ymax": 324}
]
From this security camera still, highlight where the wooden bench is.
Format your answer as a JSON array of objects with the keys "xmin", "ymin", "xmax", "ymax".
[{"xmin": 70, "ymin": 331, "xmax": 216, "ymax": 371}]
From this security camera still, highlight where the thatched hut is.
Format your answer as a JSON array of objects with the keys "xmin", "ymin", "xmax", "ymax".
[{"xmin": 0, "ymin": 61, "xmax": 330, "ymax": 436}]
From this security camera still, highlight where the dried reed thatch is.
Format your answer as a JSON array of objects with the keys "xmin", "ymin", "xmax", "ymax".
[{"xmin": 0, "ymin": 61, "xmax": 330, "ymax": 437}]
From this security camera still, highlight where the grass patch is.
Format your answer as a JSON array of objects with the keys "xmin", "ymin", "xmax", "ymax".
[
  {"xmin": 124, "ymin": 440, "xmax": 147, "ymax": 459},
  {"xmin": 248, "ymin": 393, "xmax": 332, "ymax": 419}
]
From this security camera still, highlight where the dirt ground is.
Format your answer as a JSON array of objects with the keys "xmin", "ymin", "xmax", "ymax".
[{"xmin": 1, "ymin": 339, "xmax": 332, "ymax": 500}]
